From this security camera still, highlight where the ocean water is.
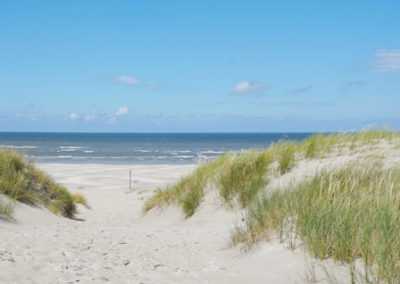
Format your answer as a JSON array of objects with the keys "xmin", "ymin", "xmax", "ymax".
[{"xmin": 0, "ymin": 132, "xmax": 312, "ymax": 164}]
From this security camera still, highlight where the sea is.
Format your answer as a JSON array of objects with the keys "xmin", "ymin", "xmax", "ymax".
[{"xmin": 0, "ymin": 132, "xmax": 312, "ymax": 164}]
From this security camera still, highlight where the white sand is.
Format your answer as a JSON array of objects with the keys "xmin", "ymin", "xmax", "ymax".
[{"xmin": 1, "ymin": 142, "xmax": 398, "ymax": 283}]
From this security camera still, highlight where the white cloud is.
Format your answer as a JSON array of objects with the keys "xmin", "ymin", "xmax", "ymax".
[
  {"xmin": 107, "ymin": 75, "xmax": 161, "ymax": 90},
  {"xmin": 116, "ymin": 107, "xmax": 128, "ymax": 116},
  {"xmin": 373, "ymin": 50, "xmax": 400, "ymax": 72},
  {"xmin": 104, "ymin": 107, "xmax": 128, "ymax": 125},
  {"xmin": 114, "ymin": 75, "xmax": 140, "ymax": 85},
  {"xmin": 69, "ymin": 113, "xmax": 79, "ymax": 120},
  {"xmin": 231, "ymin": 81, "xmax": 268, "ymax": 94},
  {"xmin": 107, "ymin": 117, "xmax": 116, "ymax": 125},
  {"xmin": 85, "ymin": 115, "xmax": 96, "ymax": 122}
]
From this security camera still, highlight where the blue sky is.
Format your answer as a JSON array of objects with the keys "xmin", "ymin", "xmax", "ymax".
[{"xmin": 1, "ymin": 0, "xmax": 399, "ymax": 132}]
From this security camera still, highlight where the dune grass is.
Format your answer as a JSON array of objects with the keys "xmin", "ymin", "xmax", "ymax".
[
  {"xmin": 144, "ymin": 151, "xmax": 275, "ymax": 216},
  {"xmin": 0, "ymin": 149, "xmax": 76, "ymax": 218},
  {"xmin": 144, "ymin": 154, "xmax": 230, "ymax": 216},
  {"xmin": 72, "ymin": 192, "xmax": 90, "ymax": 209},
  {"xmin": 144, "ymin": 129, "xmax": 400, "ymax": 219},
  {"xmin": 144, "ymin": 146, "xmax": 297, "ymax": 216},
  {"xmin": 143, "ymin": 128, "xmax": 400, "ymax": 281},
  {"xmin": 233, "ymin": 164, "xmax": 400, "ymax": 283},
  {"xmin": 275, "ymin": 142, "xmax": 296, "ymax": 174},
  {"xmin": 0, "ymin": 198, "xmax": 14, "ymax": 220},
  {"xmin": 144, "ymin": 151, "xmax": 277, "ymax": 216},
  {"xmin": 217, "ymin": 151, "xmax": 273, "ymax": 207},
  {"xmin": 297, "ymin": 128, "xmax": 399, "ymax": 159},
  {"xmin": 143, "ymin": 129, "xmax": 400, "ymax": 280}
]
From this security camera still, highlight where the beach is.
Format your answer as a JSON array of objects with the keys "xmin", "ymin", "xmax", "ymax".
[
  {"xmin": 0, "ymin": 161, "xmax": 318, "ymax": 283},
  {"xmin": 1, "ymin": 133, "xmax": 400, "ymax": 283},
  {"xmin": 0, "ymin": 133, "xmax": 327, "ymax": 283},
  {"xmin": 2, "ymin": 1, "xmax": 399, "ymax": 282},
  {"xmin": 0, "ymin": 162, "xmax": 319, "ymax": 283}
]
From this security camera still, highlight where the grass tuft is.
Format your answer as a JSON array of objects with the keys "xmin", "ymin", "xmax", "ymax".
[
  {"xmin": 0, "ymin": 149, "xmax": 76, "ymax": 218},
  {"xmin": 276, "ymin": 143, "xmax": 296, "ymax": 174},
  {"xmin": 0, "ymin": 198, "xmax": 15, "ymax": 220},
  {"xmin": 144, "ymin": 129, "xmax": 400, "ymax": 219},
  {"xmin": 233, "ymin": 164, "xmax": 400, "ymax": 283},
  {"xmin": 217, "ymin": 151, "xmax": 273, "ymax": 207},
  {"xmin": 72, "ymin": 193, "xmax": 90, "ymax": 209},
  {"xmin": 143, "ymin": 154, "xmax": 231, "ymax": 216},
  {"xmin": 144, "ymin": 152, "xmax": 274, "ymax": 216}
]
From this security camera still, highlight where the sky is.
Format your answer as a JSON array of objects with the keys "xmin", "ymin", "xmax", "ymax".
[{"xmin": 0, "ymin": 0, "xmax": 400, "ymax": 132}]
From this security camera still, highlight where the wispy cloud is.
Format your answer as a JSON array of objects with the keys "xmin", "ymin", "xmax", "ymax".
[
  {"xmin": 116, "ymin": 107, "xmax": 128, "ymax": 116},
  {"xmin": 85, "ymin": 115, "xmax": 96, "ymax": 122},
  {"xmin": 114, "ymin": 75, "xmax": 140, "ymax": 85},
  {"xmin": 292, "ymin": 85, "xmax": 313, "ymax": 94},
  {"xmin": 65, "ymin": 113, "xmax": 80, "ymax": 120},
  {"xmin": 372, "ymin": 50, "xmax": 400, "ymax": 72},
  {"xmin": 107, "ymin": 75, "xmax": 161, "ymax": 91},
  {"xmin": 231, "ymin": 81, "xmax": 268, "ymax": 95}
]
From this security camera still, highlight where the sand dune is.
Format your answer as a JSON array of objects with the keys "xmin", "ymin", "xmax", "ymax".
[{"xmin": 1, "ymin": 140, "xmax": 395, "ymax": 283}]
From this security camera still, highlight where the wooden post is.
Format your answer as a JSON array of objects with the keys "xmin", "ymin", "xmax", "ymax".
[{"xmin": 129, "ymin": 169, "xmax": 132, "ymax": 191}]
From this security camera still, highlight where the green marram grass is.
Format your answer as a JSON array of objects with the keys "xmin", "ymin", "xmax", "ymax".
[
  {"xmin": 297, "ymin": 128, "xmax": 399, "ymax": 158},
  {"xmin": 144, "ymin": 129, "xmax": 400, "ymax": 219},
  {"xmin": 144, "ymin": 151, "xmax": 273, "ymax": 216},
  {"xmin": 0, "ymin": 149, "xmax": 76, "ymax": 218},
  {"xmin": 233, "ymin": 164, "xmax": 400, "ymax": 283},
  {"xmin": 144, "ymin": 128, "xmax": 400, "ymax": 282},
  {"xmin": 275, "ymin": 142, "xmax": 296, "ymax": 174},
  {"xmin": 144, "ymin": 154, "xmax": 231, "ymax": 216},
  {"xmin": 72, "ymin": 192, "xmax": 90, "ymax": 209},
  {"xmin": 0, "ymin": 198, "xmax": 14, "ymax": 220},
  {"xmin": 217, "ymin": 151, "xmax": 273, "ymax": 207}
]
